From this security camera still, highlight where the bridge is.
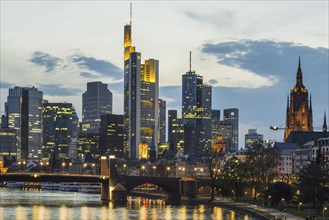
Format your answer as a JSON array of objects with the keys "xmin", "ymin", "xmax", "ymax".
[{"xmin": 0, "ymin": 157, "xmax": 199, "ymax": 204}]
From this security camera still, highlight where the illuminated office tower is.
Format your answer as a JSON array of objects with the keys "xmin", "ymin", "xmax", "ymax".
[
  {"xmin": 4, "ymin": 86, "xmax": 43, "ymax": 160},
  {"xmin": 0, "ymin": 128, "xmax": 18, "ymax": 156},
  {"xmin": 123, "ymin": 5, "xmax": 159, "ymax": 160},
  {"xmin": 77, "ymin": 133, "xmax": 100, "ymax": 162},
  {"xmin": 158, "ymin": 99, "xmax": 166, "ymax": 143},
  {"xmin": 182, "ymin": 53, "xmax": 212, "ymax": 158},
  {"xmin": 245, "ymin": 129, "xmax": 263, "ymax": 148},
  {"xmin": 168, "ymin": 110, "xmax": 184, "ymax": 152},
  {"xmin": 219, "ymin": 120, "xmax": 233, "ymax": 151},
  {"xmin": 211, "ymin": 110, "xmax": 221, "ymax": 146},
  {"xmin": 223, "ymin": 108, "xmax": 239, "ymax": 151},
  {"xmin": 140, "ymin": 59, "xmax": 159, "ymax": 158},
  {"xmin": 42, "ymin": 102, "xmax": 79, "ymax": 159},
  {"xmin": 100, "ymin": 114, "xmax": 124, "ymax": 158}
]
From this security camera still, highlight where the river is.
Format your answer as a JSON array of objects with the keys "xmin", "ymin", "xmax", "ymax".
[{"xmin": 0, "ymin": 188, "xmax": 257, "ymax": 220}]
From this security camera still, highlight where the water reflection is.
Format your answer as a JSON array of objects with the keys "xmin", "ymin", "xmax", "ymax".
[{"xmin": 0, "ymin": 189, "xmax": 255, "ymax": 220}]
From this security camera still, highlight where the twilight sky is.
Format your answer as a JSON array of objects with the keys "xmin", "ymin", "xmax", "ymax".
[{"xmin": 1, "ymin": 1, "xmax": 328, "ymax": 148}]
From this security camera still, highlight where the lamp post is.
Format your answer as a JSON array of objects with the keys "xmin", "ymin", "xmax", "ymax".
[
  {"xmin": 166, "ymin": 166, "xmax": 171, "ymax": 177},
  {"xmin": 268, "ymin": 195, "xmax": 272, "ymax": 213},
  {"xmin": 62, "ymin": 162, "xmax": 66, "ymax": 172},
  {"xmin": 69, "ymin": 163, "xmax": 72, "ymax": 173},
  {"xmin": 109, "ymin": 155, "xmax": 115, "ymax": 178},
  {"xmin": 323, "ymin": 207, "xmax": 327, "ymax": 219},
  {"xmin": 46, "ymin": 162, "xmax": 49, "ymax": 173},
  {"xmin": 92, "ymin": 163, "xmax": 95, "ymax": 174},
  {"xmin": 22, "ymin": 161, "xmax": 26, "ymax": 172},
  {"xmin": 40, "ymin": 162, "xmax": 44, "ymax": 172},
  {"xmin": 298, "ymin": 202, "xmax": 302, "ymax": 212},
  {"xmin": 123, "ymin": 164, "xmax": 127, "ymax": 175},
  {"xmin": 18, "ymin": 161, "xmax": 21, "ymax": 173},
  {"xmin": 152, "ymin": 165, "xmax": 156, "ymax": 176},
  {"xmin": 280, "ymin": 198, "xmax": 285, "ymax": 219}
]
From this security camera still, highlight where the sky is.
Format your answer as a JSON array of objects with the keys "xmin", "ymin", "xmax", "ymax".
[{"xmin": 1, "ymin": 1, "xmax": 328, "ymax": 148}]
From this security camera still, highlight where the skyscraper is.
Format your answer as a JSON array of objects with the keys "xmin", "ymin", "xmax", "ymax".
[
  {"xmin": 123, "ymin": 5, "xmax": 159, "ymax": 160},
  {"xmin": 211, "ymin": 110, "xmax": 221, "ymax": 146},
  {"xmin": 168, "ymin": 110, "xmax": 184, "ymax": 152},
  {"xmin": 158, "ymin": 99, "xmax": 166, "ymax": 143},
  {"xmin": 100, "ymin": 114, "xmax": 124, "ymax": 158},
  {"xmin": 223, "ymin": 108, "xmax": 239, "ymax": 152},
  {"xmin": 284, "ymin": 57, "xmax": 313, "ymax": 140},
  {"xmin": 42, "ymin": 102, "xmax": 79, "ymax": 159},
  {"xmin": 219, "ymin": 120, "xmax": 233, "ymax": 152},
  {"xmin": 182, "ymin": 52, "xmax": 212, "ymax": 158},
  {"xmin": 4, "ymin": 86, "xmax": 43, "ymax": 160},
  {"xmin": 82, "ymin": 81, "xmax": 112, "ymax": 133}
]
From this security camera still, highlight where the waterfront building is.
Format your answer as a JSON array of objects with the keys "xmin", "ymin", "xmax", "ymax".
[
  {"xmin": 158, "ymin": 99, "xmax": 166, "ymax": 143},
  {"xmin": 223, "ymin": 108, "xmax": 239, "ymax": 152},
  {"xmin": 4, "ymin": 86, "xmax": 43, "ymax": 160},
  {"xmin": 284, "ymin": 57, "xmax": 313, "ymax": 140},
  {"xmin": 43, "ymin": 102, "xmax": 79, "ymax": 159},
  {"xmin": 0, "ymin": 128, "xmax": 18, "ymax": 156},
  {"xmin": 82, "ymin": 81, "xmax": 112, "ymax": 133},
  {"xmin": 245, "ymin": 129, "xmax": 264, "ymax": 148},
  {"xmin": 168, "ymin": 110, "xmax": 185, "ymax": 152},
  {"xmin": 77, "ymin": 133, "xmax": 100, "ymax": 162},
  {"xmin": 100, "ymin": 114, "xmax": 124, "ymax": 158}
]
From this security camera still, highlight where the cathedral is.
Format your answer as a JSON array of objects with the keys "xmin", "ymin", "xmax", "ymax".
[{"xmin": 284, "ymin": 57, "xmax": 313, "ymax": 140}]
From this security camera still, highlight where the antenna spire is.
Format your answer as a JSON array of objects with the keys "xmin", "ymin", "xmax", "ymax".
[
  {"xmin": 189, "ymin": 51, "xmax": 192, "ymax": 72},
  {"xmin": 130, "ymin": 2, "xmax": 132, "ymax": 26}
]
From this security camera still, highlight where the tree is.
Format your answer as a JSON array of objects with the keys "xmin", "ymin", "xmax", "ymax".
[
  {"xmin": 219, "ymin": 157, "xmax": 249, "ymax": 201},
  {"xmin": 298, "ymin": 145, "xmax": 329, "ymax": 211},
  {"xmin": 245, "ymin": 142, "xmax": 279, "ymax": 200},
  {"xmin": 265, "ymin": 182, "xmax": 294, "ymax": 207}
]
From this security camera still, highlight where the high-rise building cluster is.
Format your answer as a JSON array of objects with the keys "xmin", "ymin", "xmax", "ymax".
[{"xmin": 0, "ymin": 5, "xmax": 242, "ymax": 164}]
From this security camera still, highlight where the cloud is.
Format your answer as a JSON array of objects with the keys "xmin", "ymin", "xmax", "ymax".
[
  {"xmin": 70, "ymin": 54, "xmax": 122, "ymax": 79},
  {"xmin": 37, "ymin": 84, "xmax": 82, "ymax": 97},
  {"xmin": 80, "ymin": 72, "xmax": 94, "ymax": 78},
  {"xmin": 209, "ymin": 79, "xmax": 218, "ymax": 85},
  {"xmin": 29, "ymin": 51, "xmax": 62, "ymax": 72},
  {"xmin": 0, "ymin": 82, "xmax": 15, "ymax": 89},
  {"xmin": 202, "ymin": 40, "xmax": 329, "ymax": 78}
]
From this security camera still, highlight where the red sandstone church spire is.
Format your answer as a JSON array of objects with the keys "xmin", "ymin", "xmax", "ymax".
[{"xmin": 284, "ymin": 57, "xmax": 313, "ymax": 141}]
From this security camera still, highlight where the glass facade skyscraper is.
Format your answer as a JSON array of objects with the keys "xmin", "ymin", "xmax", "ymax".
[
  {"xmin": 223, "ymin": 108, "xmax": 239, "ymax": 151},
  {"xmin": 4, "ymin": 86, "xmax": 43, "ymax": 160},
  {"xmin": 182, "ymin": 67, "xmax": 212, "ymax": 158},
  {"xmin": 42, "ymin": 102, "xmax": 79, "ymax": 159},
  {"xmin": 82, "ymin": 81, "xmax": 112, "ymax": 133},
  {"xmin": 158, "ymin": 99, "xmax": 166, "ymax": 143}
]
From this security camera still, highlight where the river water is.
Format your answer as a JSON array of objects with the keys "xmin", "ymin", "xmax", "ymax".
[{"xmin": 0, "ymin": 188, "xmax": 256, "ymax": 220}]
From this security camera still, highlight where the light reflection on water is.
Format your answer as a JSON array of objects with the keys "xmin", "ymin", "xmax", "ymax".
[{"xmin": 0, "ymin": 188, "xmax": 256, "ymax": 220}]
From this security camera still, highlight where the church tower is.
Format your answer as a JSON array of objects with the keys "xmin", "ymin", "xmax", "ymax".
[{"xmin": 284, "ymin": 57, "xmax": 313, "ymax": 140}]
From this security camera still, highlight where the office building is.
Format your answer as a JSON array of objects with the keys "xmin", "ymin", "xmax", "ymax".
[
  {"xmin": 223, "ymin": 108, "xmax": 239, "ymax": 151},
  {"xmin": 82, "ymin": 81, "xmax": 112, "ymax": 133},
  {"xmin": 182, "ymin": 53, "xmax": 212, "ymax": 158},
  {"xmin": 0, "ymin": 128, "xmax": 18, "ymax": 156},
  {"xmin": 158, "ymin": 99, "xmax": 166, "ymax": 143},
  {"xmin": 77, "ymin": 133, "xmax": 100, "ymax": 162},
  {"xmin": 100, "ymin": 114, "xmax": 124, "ymax": 158},
  {"xmin": 123, "ymin": 6, "xmax": 159, "ymax": 160},
  {"xmin": 245, "ymin": 129, "xmax": 264, "ymax": 148},
  {"xmin": 219, "ymin": 120, "xmax": 233, "ymax": 152},
  {"xmin": 211, "ymin": 110, "xmax": 221, "ymax": 146},
  {"xmin": 4, "ymin": 86, "xmax": 43, "ymax": 160},
  {"xmin": 42, "ymin": 102, "xmax": 79, "ymax": 159}
]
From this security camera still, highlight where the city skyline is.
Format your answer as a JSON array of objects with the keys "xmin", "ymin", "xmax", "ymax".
[{"xmin": 1, "ymin": 1, "xmax": 328, "ymax": 147}]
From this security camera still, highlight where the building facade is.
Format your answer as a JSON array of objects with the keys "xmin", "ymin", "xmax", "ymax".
[
  {"xmin": 223, "ymin": 108, "xmax": 239, "ymax": 152},
  {"xmin": 211, "ymin": 110, "xmax": 221, "ymax": 147},
  {"xmin": 4, "ymin": 86, "xmax": 43, "ymax": 160},
  {"xmin": 158, "ymin": 99, "xmax": 166, "ymax": 143},
  {"xmin": 0, "ymin": 128, "xmax": 18, "ymax": 156},
  {"xmin": 42, "ymin": 102, "xmax": 79, "ymax": 160},
  {"xmin": 100, "ymin": 114, "xmax": 124, "ymax": 158},
  {"xmin": 82, "ymin": 81, "xmax": 112, "ymax": 133},
  {"xmin": 284, "ymin": 57, "xmax": 313, "ymax": 140},
  {"xmin": 245, "ymin": 129, "xmax": 263, "ymax": 148},
  {"xmin": 182, "ymin": 57, "xmax": 212, "ymax": 158},
  {"xmin": 123, "ymin": 9, "xmax": 159, "ymax": 160}
]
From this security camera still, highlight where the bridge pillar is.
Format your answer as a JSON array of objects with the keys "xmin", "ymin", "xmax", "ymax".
[
  {"xmin": 101, "ymin": 180, "xmax": 110, "ymax": 201},
  {"xmin": 167, "ymin": 192, "xmax": 181, "ymax": 205},
  {"xmin": 181, "ymin": 179, "xmax": 198, "ymax": 199}
]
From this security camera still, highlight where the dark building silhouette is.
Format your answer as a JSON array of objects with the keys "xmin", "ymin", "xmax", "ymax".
[
  {"xmin": 222, "ymin": 108, "xmax": 239, "ymax": 152},
  {"xmin": 211, "ymin": 110, "xmax": 221, "ymax": 146},
  {"xmin": 82, "ymin": 81, "xmax": 112, "ymax": 133},
  {"xmin": 284, "ymin": 57, "xmax": 313, "ymax": 140},
  {"xmin": 158, "ymin": 99, "xmax": 166, "ymax": 143},
  {"xmin": 100, "ymin": 114, "xmax": 124, "ymax": 158}
]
